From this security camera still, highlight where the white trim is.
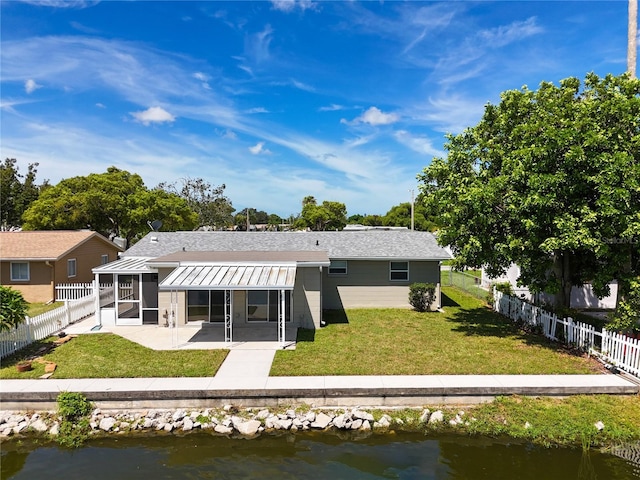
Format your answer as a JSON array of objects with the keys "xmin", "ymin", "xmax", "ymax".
[
  {"xmin": 246, "ymin": 289, "xmax": 292, "ymax": 323},
  {"xmin": 67, "ymin": 258, "xmax": 77, "ymax": 278},
  {"xmin": 10, "ymin": 261, "xmax": 30, "ymax": 281},
  {"xmin": 389, "ymin": 261, "xmax": 409, "ymax": 281},
  {"xmin": 328, "ymin": 260, "xmax": 348, "ymax": 276}
]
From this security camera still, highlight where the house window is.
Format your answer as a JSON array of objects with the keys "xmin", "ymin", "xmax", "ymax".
[
  {"xmin": 390, "ymin": 261, "xmax": 409, "ymax": 281},
  {"xmin": 67, "ymin": 259, "xmax": 77, "ymax": 278},
  {"xmin": 101, "ymin": 254, "xmax": 109, "ymax": 265},
  {"xmin": 187, "ymin": 290, "xmax": 227, "ymax": 323},
  {"xmin": 328, "ymin": 260, "xmax": 348, "ymax": 275},
  {"xmin": 247, "ymin": 290, "xmax": 291, "ymax": 322},
  {"xmin": 10, "ymin": 262, "xmax": 29, "ymax": 281}
]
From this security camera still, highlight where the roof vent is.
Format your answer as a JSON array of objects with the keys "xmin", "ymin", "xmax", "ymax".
[{"xmin": 150, "ymin": 236, "xmax": 159, "ymax": 243}]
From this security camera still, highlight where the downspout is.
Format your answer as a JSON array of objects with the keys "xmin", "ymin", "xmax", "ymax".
[
  {"xmin": 319, "ymin": 265, "xmax": 325, "ymax": 327},
  {"xmin": 45, "ymin": 261, "xmax": 55, "ymax": 304}
]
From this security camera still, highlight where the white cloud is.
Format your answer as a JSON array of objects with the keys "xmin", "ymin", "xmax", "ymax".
[
  {"xmin": 193, "ymin": 72, "xmax": 211, "ymax": 89},
  {"xmin": 343, "ymin": 106, "xmax": 399, "ymax": 126},
  {"xmin": 319, "ymin": 104, "xmax": 346, "ymax": 112},
  {"xmin": 130, "ymin": 106, "xmax": 175, "ymax": 126},
  {"xmin": 417, "ymin": 95, "xmax": 486, "ymax": 134},
  {"xmin": 246, "ymin": 25, "xmax": 274, "ymax": 65},
  {"xmin": 432, "ymin": 17, "xmax": 544, "ymax": 86},
  {"xmin": 393, "ymin": 130, "xmax": 444, "ymax": 157},
  {"xmin": 95, "ymin": 102, "xmax": 106, "ymax": 108},
  {"xmin": 246, "ymin": 107, "xmax": 269, "ymax": 114},
  {"xmin": 343, "ymin": 135, "xmax": 374, "ymax": 148},
  {"xmin": 69, "ymin": 21, "xmax": 100, "ymax": 34},
  {"xmin": 291, "ymin": 79, "xmax": 315, "ymax": 92},
  {"xmin": 217, "ymin": 129, "xmax": 237, "ymax": 140},
  {"xmin": 477, "ymin": 17, "xmax": 543, "ymax": 48},
  {"xmin": 19, "ymin": 0, "xmax": 99, "ymax": 8},
  {"xmin": 249, "ymin": 141, "xmax": 271, "ymax": 155},
  {"xmin": 271, "ymin": 0, "xmax": 317, "ymax": 13},
  {"xmin": 24, "ymin": 79, "xmax": 42, "ymax": 94}
]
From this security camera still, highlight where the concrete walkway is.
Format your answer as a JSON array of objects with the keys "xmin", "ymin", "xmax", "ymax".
[
  {"xmin": 1, "ymin": 374, "xmax": 637, "ymax": 411},
  {"xmin": 215, "ymin": 350, "xmax": 276, "ymax": 379}
]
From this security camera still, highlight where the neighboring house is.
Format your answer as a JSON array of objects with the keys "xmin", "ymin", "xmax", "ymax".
[
  {"xmin": 481, "ymin": 264, "xmax": 618, "ymax": 309},
  {"xmin": 92, "ymin": 231, "xmax": 451, "ymax": 333},
  {"xmin": 0, "ymin": 230, "xmax": 123, "ymax": 303}
]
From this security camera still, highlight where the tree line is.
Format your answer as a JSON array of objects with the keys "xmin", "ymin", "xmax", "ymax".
[{"xmin": 1, "ymin": 160, "xmax": 437, "ymax": 244}]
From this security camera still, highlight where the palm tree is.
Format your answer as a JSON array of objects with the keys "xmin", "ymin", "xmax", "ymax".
[{"xmin": 629, "ymin": 0, "xmax": 637, "ymax": 78}]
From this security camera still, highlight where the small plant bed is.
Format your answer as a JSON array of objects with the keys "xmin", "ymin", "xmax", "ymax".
[
  {"xmin": 270, "ymin": 287, "xmax": 605, "ymax": 376},
  {"xmin": 0, "ymin": 333, "xmax": 228, "ymax": 379}
]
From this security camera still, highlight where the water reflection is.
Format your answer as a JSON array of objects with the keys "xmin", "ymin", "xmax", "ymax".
[{"xmin": 2, "ymin": 432, "xmax": 638, "ymax": 480}]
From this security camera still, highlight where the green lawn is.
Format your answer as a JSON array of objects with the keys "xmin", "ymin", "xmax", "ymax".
[
  {"xmin": 270, "ymin": 287, "xmax": 603, "ymax": 376},
  {"xmin": 0, "ymin": 334, "xmax": 227, "ymax": 379},
  {"xmin": 441, "ymin": 270, "xmax": 487, "ymax": 299},
  {"xmin": 27, "ymin": 302, "xmax": 63, "ymax": 317}
]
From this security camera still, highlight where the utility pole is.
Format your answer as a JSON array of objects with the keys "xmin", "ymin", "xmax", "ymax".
[
  {"xmin": 629, "ymin": 0, "xmax": 637, "ymax": 78},
  {"xmin": 409, "ymin": 189, "xmax": 415, "ymax": 231}
]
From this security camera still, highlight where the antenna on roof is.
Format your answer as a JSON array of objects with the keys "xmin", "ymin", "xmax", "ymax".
[{"xmin": 148, "ymin": 220, "xmax": 163, "ymax": 232}]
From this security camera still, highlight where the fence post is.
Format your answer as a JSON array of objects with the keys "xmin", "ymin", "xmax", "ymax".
[
  {"xmin": 64, "ymin": 299, "xmax": 71, "ymax": 327},
  {"xmin": 25, "ymin": 316, "xmax": 32, "ymax": 343}
]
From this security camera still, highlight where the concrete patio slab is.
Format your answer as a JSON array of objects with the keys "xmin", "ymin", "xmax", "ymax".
[{"xmin": 61, "ymin": 316, "xmax": 297, "ymax": 351}]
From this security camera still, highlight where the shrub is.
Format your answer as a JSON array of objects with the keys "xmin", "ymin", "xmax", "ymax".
[
  {"xmin": 409, "ymin": 283, "xmax": 437, "ymax": 312},
  {"xmin": 494, "ymin": 282, "xmax": 514, "ymax": 296},
  {"xmin": 607, "ymin": 278, "xmax": 640, "ymax": 334},
  {"xmin": 0, "ymin": 286, "xmax": 28, "ymax": 332},
  {"xmin": 56, "ymin": 392, "xmax": 93, "ymax": 448},
  {"xmin": 57, "ymin": 391, "xmax": 93, "ymax": 420}
]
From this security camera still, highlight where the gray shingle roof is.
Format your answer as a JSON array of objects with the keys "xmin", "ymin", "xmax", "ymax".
[{"xmin": 123, "ymin": 231, "xmax": 451, "ymax": 261}]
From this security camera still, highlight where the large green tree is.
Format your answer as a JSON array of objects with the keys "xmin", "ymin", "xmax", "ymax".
[
  {"xmin": 419, "ymin": 73, "xmax": 640, "ymax": 310},
  {"xmin": 294, "ymin": 198, "xmax": 347, "ymax": 231},
  {"xmin": 0, "ymin": 158, "xmax": 44, "ymax": 229},
  {"xmin": 22, "ymin": 167, "xmax": 198, "ymax": 244},
  {"xmin": 158, "ymin": 177, "xmax": 234, "ymax": 229},
  {"xmin": 382, "ymin": 201, "xmax": 439, "ymax": 231}
]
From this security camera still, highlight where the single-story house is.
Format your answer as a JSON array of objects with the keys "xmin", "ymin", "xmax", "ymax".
[
  {"xmin": 92, "ymin": 231, "xmax": 451, "ymax": 340},
  {"xmin": 480, "ymin": 264, "xmax": 618, "ymax": 309},
  {"xmin": 0, "ymin": 230, "xmax": 123, "ymax": 303}
]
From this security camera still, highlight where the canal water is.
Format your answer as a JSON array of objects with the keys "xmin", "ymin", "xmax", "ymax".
[{"xmin": 2, "ymin": 432, "xmax": 638, "ymax": 479}]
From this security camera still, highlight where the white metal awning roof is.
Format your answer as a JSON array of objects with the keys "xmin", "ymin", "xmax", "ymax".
[
  {"xmin": 159, "ymin": 264, "xmax": 297, "ymax": 290},
  {"xmin": 92, "ymin": 257, "xmax": 157, "ymax": 274}
]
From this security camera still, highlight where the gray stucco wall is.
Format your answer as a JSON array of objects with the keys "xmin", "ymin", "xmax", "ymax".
[{"xmin": 322, "ymin": 260, "xmax": 441, "ymax": 309}]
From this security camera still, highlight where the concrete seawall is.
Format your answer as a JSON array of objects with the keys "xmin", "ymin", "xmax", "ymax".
[{"xmin": 2, "ymin": 374, "xmax": 638, "ymax": 410}]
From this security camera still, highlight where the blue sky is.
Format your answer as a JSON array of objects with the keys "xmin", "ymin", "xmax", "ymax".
[{"xmin": 0, "ymin": 1, "xmax": 635, "ymax": 218}]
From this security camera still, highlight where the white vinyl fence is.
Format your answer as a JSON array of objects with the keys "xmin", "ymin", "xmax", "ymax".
[
  {"xmin": 56, "ymin": 282, "xmax": 113, "ymax": 301},
  {"xmin": 494, "ymin": 289, "xmax": 640, "ymax": 378},
  {"xmin": 0, "ymin": 294, "xmax": 96, "ymax": 360}
]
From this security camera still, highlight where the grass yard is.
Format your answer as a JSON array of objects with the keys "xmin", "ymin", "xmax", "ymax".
[
  {"xmin": 27, "ymin": 302, "xmax": 63, "ymax": 317},
  {"xmin": 0, "ymin": 333, "xmax": 227, "ymax": 379},
  {"xmin": 441, "ymin": 270, "xmax": 487, "ymax": 299},
  {"xmin": 270, "ymin": 287, "xmax": 604, "ymax": 376}
]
